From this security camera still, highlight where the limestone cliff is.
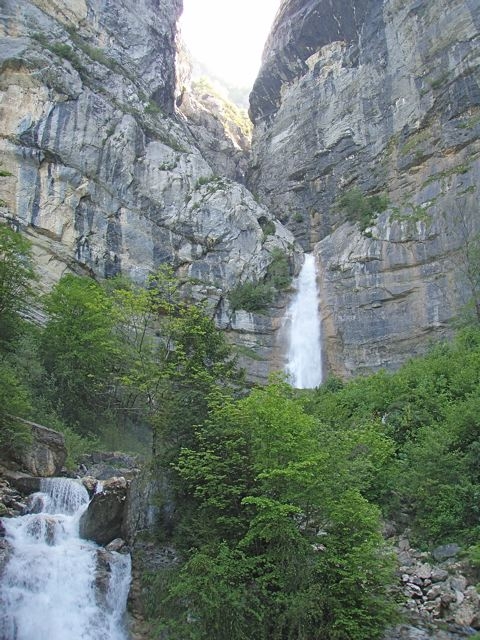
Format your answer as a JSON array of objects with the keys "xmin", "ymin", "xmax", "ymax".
[
  {"xmin": 0, "ymin": 0, "xmax": 300, "ymax": 379},
  {"xmin": 249, "ymin": 0, "xmax": 480, "ymax": 376}
]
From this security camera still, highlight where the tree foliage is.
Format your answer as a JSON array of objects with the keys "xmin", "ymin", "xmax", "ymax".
[
  {"xmin": 336, "ymin": 188, "xmax": 389, "ymax": 232},
  {"xmin": 0, "ymin": 224, "xmax": 36, "ymax": 346},
  {"xmin": 153, "ymin": 380, "xmax": 397, "ymax": 640},
  {"xmin": 40, "ymin": 274, "xmax": 124, "ymax": 435}
]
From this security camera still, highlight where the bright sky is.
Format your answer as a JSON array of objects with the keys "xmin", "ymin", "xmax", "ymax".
[{"xmin": 180, "ymin": 0, "xmax": 281, "ymax": 88}]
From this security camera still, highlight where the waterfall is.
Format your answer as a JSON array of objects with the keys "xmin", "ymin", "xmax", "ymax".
[
  {"xmin": 0, "ymin": 478, "xmax": 131, "ymax": 640},
  {"xmin": 285, "ymin": 253, "xmax": 323, "ymax": 388}
]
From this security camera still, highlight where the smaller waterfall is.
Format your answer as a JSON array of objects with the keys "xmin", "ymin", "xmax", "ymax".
[
  {"xmin": 0, "ymin": 478, "xmax": 131, "ymax": 640},
  {"xmin": 285, "ymin": 253, "xmax": 323, "ymax": 388}
]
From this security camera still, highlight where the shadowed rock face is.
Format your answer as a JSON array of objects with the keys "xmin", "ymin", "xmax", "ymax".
[
  {"xmin": 249, "ymin": 0, "xmax": 480, "ymax": 376},
  {"xmin": 249, "ymin": 0, "xmax": 374, "ymax": 124}
]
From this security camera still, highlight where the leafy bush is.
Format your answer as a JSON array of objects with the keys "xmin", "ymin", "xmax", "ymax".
[
  {"xmin": 336, "ymin": 188, "xmax": 389, "ymax": 231},
  {"xmin": 303, "ymin": 325, "xmax": 480, "ymax": 546},
  {"xmin": 228, "ymin": 282, "xmax": 274, "ymax": 312},
  {"xmin": 0, "ymin": 225, "xmax": 36, "ymax": 346},
  {"xmin": 152, "ymin": 381, "xmax": 397, "ymax": 640},
  {"xmin": 0, "ymin": 361, "xmax": 32, "ymax": 453},
  {"xmin": 266, "ymin": 248, "xmax": 291, "ymax": 290},
  {"xmin": 258, "ymin": 216, "xmax": 276, "ymax": 237}
]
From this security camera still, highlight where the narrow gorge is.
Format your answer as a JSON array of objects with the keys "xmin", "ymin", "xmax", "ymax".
[{"xmin": 1, "ymin": 1, "xmax": 480, "ymax": 639}]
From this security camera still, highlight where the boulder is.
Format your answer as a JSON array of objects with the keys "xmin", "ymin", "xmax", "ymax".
[
  {"xmin": 7, "ymin": 419, "xmax": 66, "ymax": 477},
  {"xmin": 106, "ymin": 538, "xmax": 127, "ymax": 553},
  {"xmin": 452, "ymin": 587, "xmax": 480, "ymax": 627},
  {"xmin": 79, "ymin": 477, "xmax": 127, "ymax": 545},
  {"xmin": 432, "ymin": 544, "xmax": 462, "ymax": 562},
  {"xmin": 79, "ymin": 452, "xmax": 141, "ymax": 481},
  {"xmin": 0, "ymin": 465, "xmax": 41, "ymax": 495}
]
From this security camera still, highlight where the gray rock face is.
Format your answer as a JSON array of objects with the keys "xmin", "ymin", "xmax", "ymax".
[
  {"xmin": 178, "ymin": 69, "xmax": 251, "ymax": 183},
  {"xmin": 249, "ymin": 0, "xmax": 373, "ymax": 124},
  {"xmin": 249, "ymin": 0, "xmax": 480, "ymax": 376},
  {"xmin": 0, "ymin": 0, "xmax": 299, "ymax": 381},
  {"xmin": 79, "ymin": 451, "xmax": 141, "ymax": 481}
]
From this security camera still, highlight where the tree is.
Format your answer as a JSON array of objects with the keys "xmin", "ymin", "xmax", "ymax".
[
  {"xmin": 0, "ymin": 224, "xmax": 36, "ymax": 347},
  {"xmin": 0, "ymin": 359, "xmax": 32, "ymax": 453},
  {"xmin": 40, "ymin": 274, "xmax": 124, "ymax": 435},
  {"xmin": 155, "ymin": 379, "xmax": 396, "ymax": 640}
]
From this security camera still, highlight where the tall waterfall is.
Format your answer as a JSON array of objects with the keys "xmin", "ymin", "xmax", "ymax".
[
  {"xmin": 285, "ymin": 253, "xmax": 323, "ymax": 388},
  {"xmin": 0, "ymin": 478, "xmax": 131, "ymax": 640}
]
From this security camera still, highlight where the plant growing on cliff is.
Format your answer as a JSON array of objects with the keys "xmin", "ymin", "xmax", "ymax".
[
  {"xmin": 266, "ymin": 247, "xmax": 292, "ymax": 290},
  {"xmin": 336, "ymin": 188, "xmax": 389, "ymax": 232},
  {"xmin": 228, "ymin": 249, "xmax": 291, "ymax": 313},
  {"xmin": 228, "ymin": 281, "xmax": 274, "ymax": 313}
]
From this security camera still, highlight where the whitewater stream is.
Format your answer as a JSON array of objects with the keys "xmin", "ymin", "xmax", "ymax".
[
  {"xmin": 0, "ymin": 478, "xmax": 131, "ymax": 640},
  {"xmin": 285, "ymin": 253, "xmax": 323, "ymax": 388}
]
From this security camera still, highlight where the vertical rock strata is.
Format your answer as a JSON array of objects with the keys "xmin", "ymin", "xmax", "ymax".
[
  {"xmin": 0, "ymin": 0, "xmax": 299, "ymax": 379},
  {"xmin": 249, "ymin": 0, "xmax": 480, "ymax": 376}
]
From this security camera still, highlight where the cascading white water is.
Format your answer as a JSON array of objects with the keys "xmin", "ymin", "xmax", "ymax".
[
  {"xmin": 0, "ymin": 478, "xmax": 131, "ymax": 640},
  {"xmin": 285, "ymin": 253, "xmax": 323, "ymax": 388}
]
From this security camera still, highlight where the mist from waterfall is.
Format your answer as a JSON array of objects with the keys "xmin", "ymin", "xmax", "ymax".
[
  {"xmin": 0, "ymin": 478, "xmax": 131, "ymax": 640},
  {"xmin": 285, "ymin": 253, "xmax": 323, "ymax": 389}
]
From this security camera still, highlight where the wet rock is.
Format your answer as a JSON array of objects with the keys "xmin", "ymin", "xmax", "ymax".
[
  {"xmin": 0, "ymin": 538, "xmax": 12, "ymax": 576},
  {"xmin": 26, "ymin": 515, "xmax": 59, "ymax": 545},
  {"xmin": 80, "ymin": 476, "xmax": 100, "ymax": 495},
  {"xmin": 79, "ymin": 478, "xmax": 127, "ymax": 545},
  {"xmin": 0, "ymin": 467, "xmax": 41, "ymax": 497},
  {"xmin": 106, "ymin": 538, "xmax": 126, "ymax": 553},
  {"xmin": 95, "ymin": 548, "xmax": 113, "ymax": 605}
]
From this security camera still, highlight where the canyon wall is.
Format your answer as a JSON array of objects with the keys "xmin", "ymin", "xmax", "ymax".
[
  {"xmin": 0, "ymin": 0, "xmax": 300, "ymax": 381},
  {"xmin": 3, "ymin": 0, "xmax": 480, "ymax": 379},
  {"xmin": 249, "ymin": 0, "xmax": 480, "ymax": 376}
]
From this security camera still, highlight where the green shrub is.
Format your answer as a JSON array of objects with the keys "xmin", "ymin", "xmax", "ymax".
[
  {"xmin": 194, "ymin": 176, "xmax": 226, "ymax": 192},
  {"xmin": 336, "ymin": 188, "xmax": 389, "ymax": 232},
  {"xmin": 0, "ymin": 362, "xmax": 32, "ymax": 453},
  {"xmin": 145, "ymin": 100, "xmax": 163, "ymax": 116},
  {"xmin": 229, "ymin": 282, "xmax": 274, "ymax": 312},
  {"xmin": 258, "ymin": 216, "xmax": 276, "ymax": 237},
  {"xmin": 267, "ymin": 248, "xmax": 291, "ymax": 290},
  {"xmin": 293, "ymin": 211, "xmax": 304, "ymax": 223}
]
